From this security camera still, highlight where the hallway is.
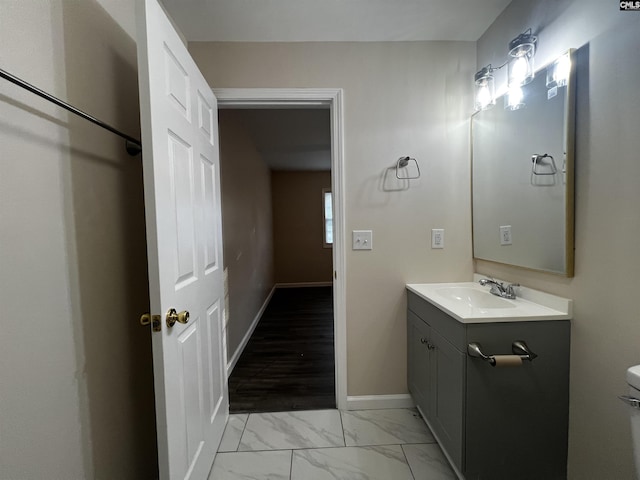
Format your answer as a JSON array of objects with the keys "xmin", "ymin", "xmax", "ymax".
[{"xmin": 228, "ymin": 287, "xmax": 335, "ymax": 413}]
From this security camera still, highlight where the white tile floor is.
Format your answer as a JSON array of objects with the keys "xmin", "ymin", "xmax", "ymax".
[{"xmin": 209, "ymin": 408, "xmax": 456, "ymax": 480}]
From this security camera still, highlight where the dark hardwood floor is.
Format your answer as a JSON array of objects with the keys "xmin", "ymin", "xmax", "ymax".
[{"xmin": 228, "ymin": 286, "xmax": 335, "ymax": 413}]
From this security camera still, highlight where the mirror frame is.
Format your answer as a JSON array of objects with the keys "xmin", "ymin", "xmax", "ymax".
[{"xmin": 471, "ymin": 48, "xmax": 576, "ymax": 277}]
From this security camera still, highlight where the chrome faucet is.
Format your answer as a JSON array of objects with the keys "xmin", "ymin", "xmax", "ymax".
[{"xmin": 479, "ymin": 278, "xmax": 519, "ymax": 299}]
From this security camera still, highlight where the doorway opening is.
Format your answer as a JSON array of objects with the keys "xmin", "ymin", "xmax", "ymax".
[{"xmin": 215, "ymin": 89, "xmax": 346, "ymax": 413}]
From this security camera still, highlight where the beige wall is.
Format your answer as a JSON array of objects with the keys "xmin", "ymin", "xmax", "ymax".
[
  {"xmin": 476, "ymin": 1, "xmax": 640, "ymax": 478},
  {"xmin": 219, "ymin": 110, "xmax": 275, "ymax": 361},
  {"xmin": 0, "ymin": 1, "xmax": 156, "ymax": 478},
  {"xmin": 272, "ymin": 171, "xmax": 333, "ymax": 284},
  {"xmin": 190, "ymin": 41, "xmax": 476, "ymax": 396}
]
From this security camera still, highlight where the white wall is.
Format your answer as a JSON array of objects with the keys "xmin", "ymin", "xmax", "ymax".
[
  {"xmin": 190, "ymin": 41, "xmax": 476, "ymax": 396},
  {"xmin": 476, "ymin": 1, "xmax": 640, "ymax": 478},
  {"xmin": 0, "ymin": 1, "xmax": 156, "ymax": 478}
]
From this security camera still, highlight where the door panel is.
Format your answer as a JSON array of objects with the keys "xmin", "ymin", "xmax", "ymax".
[
  {"xmin": 178, "ymin": 321, "xmax": 205, "ymax": 468},
  {"xmin": 431, "ymin": 330, "xmax": 464, "ymax": 469},
  {"xmin": 200, "ymin": 156, "xmax": 218, "ymax": 274},
  {"xmin": 137, "ymin": 0, "xmax": 228, "ymax": 478},
  {"xmin": 407, "ymin": 311, "xmax": 431, "ymax": 417}
]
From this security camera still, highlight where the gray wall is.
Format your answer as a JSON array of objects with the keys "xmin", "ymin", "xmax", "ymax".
[
  {"xmin": 476, "ymin": 1, "xmax": 640, "ymax": 478},
  {"xmin": 218, "ymin": 110, "xmax": 275, "ymax": 363},
  {"xmin": 0, "ymin": 1, "xmax": 156, "ymax": 478}
]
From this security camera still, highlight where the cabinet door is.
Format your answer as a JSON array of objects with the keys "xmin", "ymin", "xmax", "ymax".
[
  {"xmin": 407, "ymin": 311, "xmax": 431, "ymax": 417},
  {"xmin": 430, "ymin": 329, "xmax": 465, "ymax": 470}
]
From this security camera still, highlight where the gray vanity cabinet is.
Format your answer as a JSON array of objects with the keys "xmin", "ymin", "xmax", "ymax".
[
  {"xmin": 407, "ymin": 300, "xmax": 465, "ymax": 468},
  {"xmin": 407, "ymin": 311, "xmax": 431, "ymax": 416},
  {"xmin": 407, "ymin": 290, "xmax": 570, "ymax": 480},
  {"xmin": 430, "ymin": 329, "xmax": 464, "ymax": 467}
]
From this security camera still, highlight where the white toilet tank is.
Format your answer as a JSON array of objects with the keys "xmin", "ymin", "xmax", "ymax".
[{"xmin": 625, "ymin": 365, "xmax": 640, "ymax": 479}]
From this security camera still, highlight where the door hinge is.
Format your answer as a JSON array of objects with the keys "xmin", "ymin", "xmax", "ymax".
[{"xmin": 140, "ymin": 313, "xmax": 162, "ymax": 332}]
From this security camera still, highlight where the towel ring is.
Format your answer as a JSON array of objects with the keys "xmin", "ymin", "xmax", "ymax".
[
  {"xmin": 396, "ymin": 156, "xmax": 421, "ymax": 180},
  {"xmin": 531, "ymin": 154, "xmax": 557, "ymax": 176}
]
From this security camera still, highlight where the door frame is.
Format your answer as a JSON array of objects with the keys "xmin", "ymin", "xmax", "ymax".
[{"xmin": 214, "ymin": 88, "xmax": 347, "ymax": 410}]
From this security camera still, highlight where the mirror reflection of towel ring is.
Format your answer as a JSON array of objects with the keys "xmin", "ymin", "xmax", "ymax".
[
  {"xmin": 531, "ymin": 153, "xmax": 557, "ymax": 176},
  {"xmin": 395, "ymin": 156, "xmax": 421, "ymax": 179}
]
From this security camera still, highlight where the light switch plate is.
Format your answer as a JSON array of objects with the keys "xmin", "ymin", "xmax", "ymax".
[
  {"xmin": 500, "ymin": 225, "xmax": 512, "ymax": 245},
  {"xmin": 431, "ymin": 229, "xmax": 444, "ymax": 249},
  {"xmin": 352, "ymin": 230, "xmax": 372, "ymax": 250}
]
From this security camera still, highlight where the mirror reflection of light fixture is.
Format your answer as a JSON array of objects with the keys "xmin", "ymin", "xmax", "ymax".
[
  {"xmin": 504, "ymin": 86, "xmax": 525, "ymax": 110},
  {"xmin": 474, "ymin": 65, "xmax": 496, "ymax": 111},
  {"xmin": 546, "ymin": 51, "xmax": 571, "ymax": 89},
  {"xmin": 507, "ymin": 29, "xmax": 537, "ymax": 87}
]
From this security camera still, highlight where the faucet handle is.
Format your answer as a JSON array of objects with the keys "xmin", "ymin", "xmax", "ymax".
[{"xmin": 505, "ymin": 283, "xmax": 520, "ymax": 298}]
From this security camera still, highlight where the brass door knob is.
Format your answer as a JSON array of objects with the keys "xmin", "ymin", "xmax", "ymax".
[{"xmin": 166, "ymin": 308, "xmax": 190, "ymax": 328}]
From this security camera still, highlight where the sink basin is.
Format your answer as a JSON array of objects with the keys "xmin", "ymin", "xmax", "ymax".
[
  {"xmin": 435, "ymin": 287, "xmax": 515, "ymax": 309},
  {"xmin": 406, "ymin": 280, "xmax": 573, "ymax": 323}
]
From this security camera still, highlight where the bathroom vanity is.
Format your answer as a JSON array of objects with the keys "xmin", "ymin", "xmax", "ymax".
[{"xmin": 406, "ymin": 281, "xmax": 572, "ymax": 480}]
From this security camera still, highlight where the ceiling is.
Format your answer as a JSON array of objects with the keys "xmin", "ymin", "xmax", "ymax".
[
  {"xmin": 160, "ymin": 0, "xmax": 512, "ymax": 42},
  {"xmin": 221, "ymin": 109, "xmax": 332, "ymax": 171}
]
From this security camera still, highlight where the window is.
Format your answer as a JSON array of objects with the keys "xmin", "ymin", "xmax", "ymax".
[{"xmin": 323, "ymin": 188, "xmax": 333, "ymax": 247}]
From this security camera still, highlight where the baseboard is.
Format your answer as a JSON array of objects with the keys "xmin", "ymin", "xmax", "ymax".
[
  {"xmin": 346, "ymin": 394, "xmax": 415, "ymax": 410},
  {"xmin": 275, "ymin": 281, "xmax": 333, "ymax": 288},
  {"xmin": 226, "ymin": 285, "xmax": 276, "ymax": 376}
]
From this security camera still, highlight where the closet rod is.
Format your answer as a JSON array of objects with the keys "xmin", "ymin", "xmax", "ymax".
[{"xmin": 0, "ymin": 67, "xmax": 142, "ymax": 156}]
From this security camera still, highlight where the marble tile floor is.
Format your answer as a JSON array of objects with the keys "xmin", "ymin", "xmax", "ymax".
[{"xmin": 210, "ymin": 408, "xmax": 456, "ymax": 480}]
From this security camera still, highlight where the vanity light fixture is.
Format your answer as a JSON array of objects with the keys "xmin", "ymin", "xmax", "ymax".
[
  {"xmin": 546, "ymin": 51, "xmax": 571, "ymax": 89},
  {"xmin": 507, "ymin": 29, "xmax": 537, "ymax": 87},
  {"xmin": 474, "ymin": 65, "xmax": 496, "ymax": 111},
  {"xmin": 474, "ymin": 28, "xmax": 537, "ymax": 111}
]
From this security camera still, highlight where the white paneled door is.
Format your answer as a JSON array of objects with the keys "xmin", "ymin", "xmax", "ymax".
[{"xmin": 137, "ymin": 0, "xmax": 227, "ymax": 478}]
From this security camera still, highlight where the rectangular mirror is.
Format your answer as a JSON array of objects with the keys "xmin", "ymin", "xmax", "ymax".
[{"xmin": 471, "ymin": 49, "xmax": 576, "ymax": 276}]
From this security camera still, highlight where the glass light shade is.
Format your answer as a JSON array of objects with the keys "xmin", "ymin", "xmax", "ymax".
[
  {"xmin": 546, "ymin": 52, "xmax": 571, "ymax": 88},
  {"xmin": 504, "ymin": 86, "xmax": 525, "ymax": 110},
  {"xmin": 507, "ymin": 32, "xmax": 536, "ymax": 87},
  {"xmin": 474, "ymin": 67, "xmax": 495, "ymax": 111}
]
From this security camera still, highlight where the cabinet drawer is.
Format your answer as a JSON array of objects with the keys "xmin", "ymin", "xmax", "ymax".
[{"xmin": 407, "ymin": 291, "xmax": 465, "ymax": 351}]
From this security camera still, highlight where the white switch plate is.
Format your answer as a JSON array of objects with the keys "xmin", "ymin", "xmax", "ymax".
[
  {"xmin": 500, "ymin": 225, "xmax": 512, "ymax": 245},
  {"xmin": 431, "ymin": 229, "xmax": 444, "ymax": 249},
  {"xmin": 352, "ymin": 230, "xmax": 372, "ymax": 250}
]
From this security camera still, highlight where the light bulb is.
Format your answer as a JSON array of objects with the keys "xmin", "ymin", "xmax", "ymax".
[
  {"xmin": 505, "ymin": 86, "xmax": 524, "ymax": 110},
  {"xmin": 555, "ymin": 54, "xmax": 571, "ymax": 87},
  {"xmin": 512, "ymin": 57, "xmax": 527, "ymax": 82},
  {"xmin": 477, "ymin": 85, "xmax": 491, "ymax": 109}
]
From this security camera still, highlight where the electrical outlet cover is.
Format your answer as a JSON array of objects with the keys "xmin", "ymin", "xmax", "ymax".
[
  {"xmin": 500, "ymin": 225, "xmax": 512, "ymax": 246},
  {"xmin": 431, "ymin": 229, "xmax": 444, "ymax": 249}
]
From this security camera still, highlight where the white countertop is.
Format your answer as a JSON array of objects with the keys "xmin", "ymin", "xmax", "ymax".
[{"xmin": 406, "ymin": 280, "xmax": 573, "ymax": 324}]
